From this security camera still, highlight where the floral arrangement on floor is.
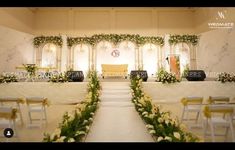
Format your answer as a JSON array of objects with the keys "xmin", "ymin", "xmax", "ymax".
[
  {"xmin": 155, "ymin": 68, "xmax": 180, "ymax": 84},
  {"xmin": 23, "ymin": 64, "xmax": 38, "ymax": 77},
  {"xmin": 0, "ymin": 73, "xmax": 18, "ymax": 83},
  {"xmin": 217, "ymin": 72, "xmax": 235, "ymax": 83},
  {"xmin": 48, "ymin": 73, "xmax": 69, "ymax": 83},
  {"xmin": 67, "ymin": 34, "xmax": 164, "ymax": 48},
  {"xmin": 43, "ymin": 71, "xmax": 101, "ymax": 142},
  {"xmin": 130, "ymin": 76, "xmax": 200, "ymax": 142}
]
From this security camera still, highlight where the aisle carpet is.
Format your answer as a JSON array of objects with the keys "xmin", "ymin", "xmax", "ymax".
[{"xmin": 85, "ymin": 82, "xmax": 154, "ymax": 142}]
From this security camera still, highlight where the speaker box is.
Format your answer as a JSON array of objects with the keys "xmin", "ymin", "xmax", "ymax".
[
  {"xmin": 130, "ymin": 70, "xmax": 148, "ymax": 82},
  {"xmin": 66, "ymin": 71, "xmax": 84, "ymax": 82},
  {"xmin": 186, "ymin": 70, "xmax": 206, "ymax": 81}
]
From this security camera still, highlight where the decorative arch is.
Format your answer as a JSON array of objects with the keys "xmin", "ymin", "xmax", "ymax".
[
  {"xmin": 36, "ymin": 43, "xmax": 62, "ymax": 71},
  {"xmin": 141, "ymin": 43, "xmax": 161, "ymax": 77},
  {"xmin": 70, "ymin": 43, "xmax": 91, "ymax": 76},
  {"xmin": 34, "ymin": 36, "xmax": 63, "ymax": 71},
  {"xmin": 168, "ymin": 34, "xmax": 199, "ymax": 73}
]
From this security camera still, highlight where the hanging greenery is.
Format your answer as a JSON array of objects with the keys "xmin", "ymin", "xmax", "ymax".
[
  {"xmin": 168, "ymin": 34, "xmax": 199, "ymax": 46},
  {"xmin": 67, "ymin": 34, "xmax": 164, "ymax": 48},
  {"xmin": 33, "ymin": 36, "xmax": 63, "ymax": 48},
  {"xmin": 137, "ymin": 36, "xmax": 164, "ymax": 46}
]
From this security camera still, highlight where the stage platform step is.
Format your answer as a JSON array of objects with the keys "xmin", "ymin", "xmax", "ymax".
[
  {"xmin": 102, "ymin": 89, "xmax": 131, "ymax": 95},
  {"xmin": 101, "ymin": 102, "xmax": 133, "ymax": 107}
]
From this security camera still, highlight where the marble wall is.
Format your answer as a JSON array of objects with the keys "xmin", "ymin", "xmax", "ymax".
[
  {"xmin": 0, "ymin": 25, "xmax": 34, "ymax": 73},
  {"xmin": 197, "ymin": 28, "xmax": 235, "ymax": 77}
]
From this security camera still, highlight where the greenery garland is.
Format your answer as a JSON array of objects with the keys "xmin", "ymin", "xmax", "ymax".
[
  {"xmin": 43, "ymin": 71, "xmax": 101, "ymax": 142},
  {"xmin": 130, "ymin": 76, "xmax": 200, "ymax": 142},
  {"xmin": 67, "ymin": 34, "xmax": 164, "ymax": 48},
  {"xmin": 33, "ymin": 36, "xmax": 63, "ymax": 48},
  {"xmin": 169, "ymin": 34, "xmax": 199, "ymax": 46},
  {"xmin": 0, "ymin": 74, "xmax": 18, "ymax": 83}
]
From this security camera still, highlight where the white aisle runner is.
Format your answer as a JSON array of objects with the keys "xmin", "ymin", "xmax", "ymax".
[{"xmin": 85, "ymin": 82, "xmax": 154, "ymax": 142}]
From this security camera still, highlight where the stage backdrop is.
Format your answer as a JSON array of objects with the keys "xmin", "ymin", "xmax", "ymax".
[{"xmin": 95, "ymin": 41, "xmax": 136, "ymax": 75}]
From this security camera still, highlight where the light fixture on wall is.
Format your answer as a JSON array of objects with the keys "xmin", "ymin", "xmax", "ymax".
[
  {"xmin": 148, "ymin": 43, "xmax": 153, "ymax": 51},
  {"xmin": 80, "ymin": 44, "xmax": 85, "ymax": 52},
  {"xmin": 101, "ymin": 41, "xmax": 107, "ymax": 51},
  {"xmin": 125, "ymin": 41, "xmax": 131, "ymax": 50}
]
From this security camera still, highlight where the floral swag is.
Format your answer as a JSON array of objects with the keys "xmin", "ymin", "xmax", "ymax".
[
  {"xmin": 67, "ymin": 34, "xmax": 164, "ymax": 48},
  {"xmin": 33, "ymin": 35, "xmax": 63, "ymax": 48},
  {"xmin": 169, "ymin": 34, "xmax": 199, "ymax": 46}
]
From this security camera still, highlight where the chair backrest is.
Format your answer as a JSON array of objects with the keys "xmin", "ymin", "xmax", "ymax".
[
  {"xmin": 0, "ymin": 106, "xmax": 17, "ymax": 120},
  {"xmin": 25, "ymin": 97, "xmax": 49, "ymax": 106},
  {"xmin": 0, "ymin": 97, "xmax": 25, "ymax": 104},
  {"xmin": 181, "ymin": 97, "xmax": 203, "ymax": 106},
  {"xmin": 203, "ymin": 105, "xmax": 234, "ymax": 118},
  {"xmin": 208, "ymin": 96, "xmax": 230, "ymax": 104},
  {"xmin": 101, "ymin": 64, "xmax": 128, "ymax": 72}
]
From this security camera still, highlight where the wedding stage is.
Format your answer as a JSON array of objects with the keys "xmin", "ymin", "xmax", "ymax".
[
  {"xmin": 0, "ymin": 82, "xmax": 87, "ymax": 104},
  {"xmin": 1, "ymin": 81, "xmax": 235, "ymax": 104}
]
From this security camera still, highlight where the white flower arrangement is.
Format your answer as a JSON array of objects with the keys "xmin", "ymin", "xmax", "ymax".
[
  {"xmin": 156, "ymin": 68, "xmax": 180, "ymax": 84},
  {"xmin": 0, "ymin": 73, "xmax": 18, "ymax": 83},
  {"xmin": 217, "ymin": 72, "xmax": 235, "ymax": 83}
]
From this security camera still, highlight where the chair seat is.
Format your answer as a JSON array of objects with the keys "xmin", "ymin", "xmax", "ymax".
[
  {"xmin": 29, "ymin": 106, "xmax": 44, "ymax": 112},
  {"xmin": 185, "ymin": 105, "xmax": 201, "ymax": 111},
  {"xmin": 210, "ymin": 117, "xmax": 231, "ymax": 126},
  {"xmin": 0, "ymin": 119, "xmax": 12, "ymax": 128}
]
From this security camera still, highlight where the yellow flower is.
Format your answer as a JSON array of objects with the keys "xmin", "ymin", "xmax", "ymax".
[
  {"xmin": 149, "ymin": 130, "xmax": 156, "ymax": 134},
  {"xmin": 68, "ymin": 138, "xmax": 75, "ymax": 142},
  {"xmin": 157, "ymin": 136, "xmax": 164, "ymax": 142},
  {"xmin": 173, "ymin": 132, "xmax": 181, "ymax": 139},
  {"xmin": 55, "ymin": 136, "xmax": 66, "ymax": 142},
  {"xmin": 164, "ymin": 136, "xmax": 172, "ymax": 141}
]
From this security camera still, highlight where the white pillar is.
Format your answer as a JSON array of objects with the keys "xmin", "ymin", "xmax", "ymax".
[{"xmin": 60, "ymin": 35, "xmax": 67, "ymax": 72}]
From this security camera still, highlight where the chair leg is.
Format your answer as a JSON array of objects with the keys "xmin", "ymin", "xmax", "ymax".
[
  {"xmin": 229, "ymin": 121, "xmax": 235, "ymax": 142},
  {"xmin": 225, "ymin": 126, "xmax": 229, "ymax": 142},
  {"xmin": 28, "ymin": 111, "xmax": 32, "ymax": 124},
  {"xmin": 210, "ymin": 121, "xmax": 215, "ymax": 142},
  {"xmin": 195, "ymin": 112, "xmax": 200, "ymax": 124},
  {"xmin": 44, "ymin": 107, "xmax": 48, "ymax": 125},
  {"xmin": 204, "ymin": 119, "xmax": 208, "ymax": 139},
  {"xmin": 181, "ymin": 107, "xmax": 185, "ymax": 123},
  {"xmin": 18, "ymin": 104, "xmax": 24, "ymax": 126}
]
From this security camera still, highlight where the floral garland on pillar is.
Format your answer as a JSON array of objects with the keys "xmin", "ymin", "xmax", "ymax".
[
  {"xmin": 43, "ymin": 71, "xmax": 101, "ymax": 142},
  {"xmin": 33, "ymin": 36, "xmax": 63, "ymax": 48},
  {"xmin": 67, "ymin": 34, "xmax": 164, "ymax": 48},
  {"xmin": 130, "ymin": 75, "xmax": 200, "ymax": 142}
]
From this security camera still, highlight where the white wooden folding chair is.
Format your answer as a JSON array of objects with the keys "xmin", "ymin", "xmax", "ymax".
[
  {"xmin": 0, "ymin": 106, "xmax": 18, "ymax": 139},
  {"xmin": 0, "ymin": 97, "xmax": 24, "ymax": 126},
  {"xmin": 25, "ymin": 97, "xmax": 49, "ymax": 127},
  {"xmin": 181, "ymin": 96, "xmax": 203, "ymax": 125},
  {"xmin": 203, "ymin": 105, "xmax": 235, "ymax": 142}
]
